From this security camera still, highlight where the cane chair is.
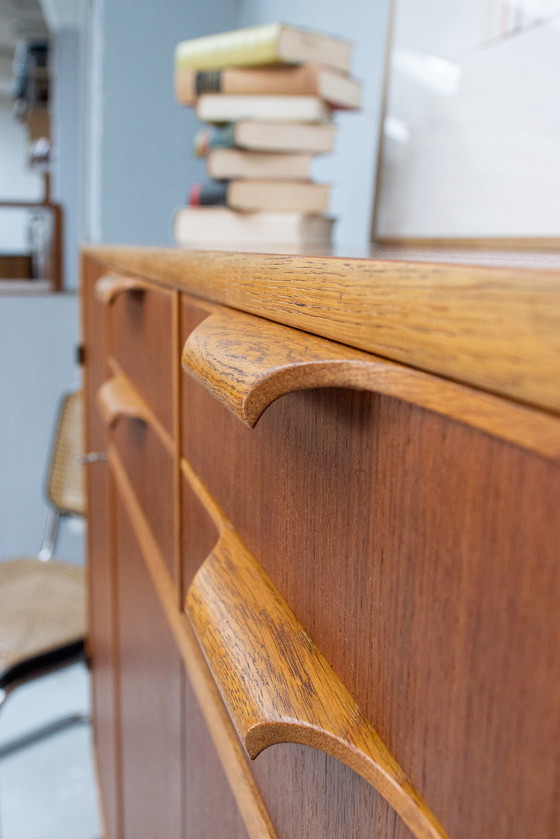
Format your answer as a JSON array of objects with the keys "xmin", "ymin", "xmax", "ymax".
[{"xmin": 0, "ymin": 390, "xmax": 87, "ymax": 758}]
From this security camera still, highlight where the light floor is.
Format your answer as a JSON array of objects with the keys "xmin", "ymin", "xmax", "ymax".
[{"xmin": 0, "ymin": 663, "xmax": 101, "ymax": 839}]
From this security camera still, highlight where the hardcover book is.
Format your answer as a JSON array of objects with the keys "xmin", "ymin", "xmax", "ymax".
[
  {"xmin": 173, "ymin": 206, "xmax": 335, "ymax": 246},
  {"xmin": 188, "ymin": 179, "xmax": 330, "ymax": 213},
  {"xmin": 175, "ymin": 64, "xmax": 362, "ymax": 110},
  {"xmin": 195, "ymin": 93, "xmax": 332, "ymax": 124},
  {"xmin": 174, "ymin": 22, "xmax": 353, "ymax": 73},
  {"xmin": 205, "ymin": 148, "xmax": 313, "ymax": 180},
  {"xmin": 194, "ymin": 121, "xmax": 337, "ymax": 154}
]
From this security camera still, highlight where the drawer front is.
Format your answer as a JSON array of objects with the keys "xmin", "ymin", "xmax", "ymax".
[
  {"xmin": 107, "ymin": 278, "xmax": 177, "ymax": 438},
  {"xmin": 112, "ymin": 413, "xmax": 176, "ymax": 584},
  {"xmin": 179, "ymin": 301, "xmax": 560, "ymax": 839}
]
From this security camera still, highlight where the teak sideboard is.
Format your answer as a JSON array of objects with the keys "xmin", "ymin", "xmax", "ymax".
[{"xmin": 81, "ymin": 245, "xmax": 560, "ymax": 839}]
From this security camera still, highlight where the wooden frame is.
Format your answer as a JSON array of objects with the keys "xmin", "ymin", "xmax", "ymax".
[{"xmin": 0, "ymin": 200, "xmax": 63, "ymax": 292}]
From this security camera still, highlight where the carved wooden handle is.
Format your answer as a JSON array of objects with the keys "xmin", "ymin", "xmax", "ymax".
[
  {"xmin": 97, "ymin": 375, "xmax": 152, "ymax": 428},
  {"xmin": 97, "ymin": 375, "xmax": 175, "ymax": 455},
  {"xmin": 181, "ymin": 307, "xmax": 560, "ymax": 458},
  {"xmin": 182, "ymin": 460, "xmax": 450, "ymax": 839},
  {"xmin": 95, "ymin": 272, "xmax": 151, "ymax": 304}
]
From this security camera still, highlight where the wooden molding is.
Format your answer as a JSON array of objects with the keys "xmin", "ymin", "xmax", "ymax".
[
  {"xmin": 97, "ymin": 375, "xmax": 152, "ymax": 428},
  {"xmin": 0, "ymin": 200, "xmax": 63, "ymax": 291},
  {"xmin": 83, "ymin": 245, "xmax": 560, "ymax": 416},
  {"xmin": 181, "ymin": 308, "xmax": 560, "ymax": 460},
  {"xmin": 96, "ymin": 374, "xmax": 175, "ymax": 456},
  {"xmin": 373, "ymin": 237, "xmax": 560, "ymax": 250},
  {"xmin": 181, "ymin": 457, "xmax": 449, "ymax": 839},
  {"xmin": 95, "ymin": 272, "xmax": 151, "ymax": 305}
]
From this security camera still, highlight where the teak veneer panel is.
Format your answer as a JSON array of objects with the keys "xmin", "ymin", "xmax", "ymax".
[
  {"xmin": 83, "ymin": 250, "xmax": 560, "ymax": 839},
  {"xmin": 96, "ymin": 270, "xmax": 178, "ymax": 437},
  {"xmin": 113, "ymin": 419, "xmax": 176, "ymax": 584},
  {"xmin": 97, "ymin": 374, "xmax": 177, "ymax": 581},
  {"xmin": 115, "ymin": 494, "xmax": 184, "ymax": 839},
  {"xmin": 181, "ymin": 307, "xmax": 560, "ymax": 459},
  {"xmin": 97, "ymin": 374, "xmax": 153, "ymax": 429},
  {"xmin": 183, "ymin": 459, "xmax": 448, "ymax": 839},
  {"xmin": 95, "ymin": 272, "xmax": 153, "ymax": 304},
  {"xmin": 180, "ymin": 373, "xmax": 560, "ymax": 839},
  {"xmin": 98, "ymin": 373, "xmax": 174, "ymax": 455},
  {"xmin": 85, "ymin": 246, "xmax": 560, "ymax": 415},
  {"xmin": 183, "ymin": 672, "xmax": 251, "ymax": 839}
]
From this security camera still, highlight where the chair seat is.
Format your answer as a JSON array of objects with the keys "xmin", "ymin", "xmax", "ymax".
[{"xmin": 0, "ymin": 559, "xmax": 85, "ymax": 676}]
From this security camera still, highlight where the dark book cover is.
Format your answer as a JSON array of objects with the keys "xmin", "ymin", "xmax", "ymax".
[
  {"xmin": 194, "ymin": 125, "xmax": 236, "ymax": 156},
  {"xmin": 188, "ymin": 180, "xmax": 228, "ymax": 206}
]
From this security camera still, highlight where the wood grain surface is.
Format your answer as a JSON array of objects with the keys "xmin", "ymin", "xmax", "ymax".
[
  {"xmin": 114, "ymin": 493, "xmax": 184, "ymax": 839},
  {"xmin": 181, "ymin": 346, "xmax": 560, "ymax": 839},
  {"xmin": 97, "ymin": 373, "xmax": 174, "ymax": 455},
  {"xmin": 183, "ymin": 668, "xmax": 251, "ymax": 839},
  {"xmin": 113, "ymin": 413, "xmax": 176, "ymax": 586},
  {"xmin": 95, "ymin": 272, "xmax": 153, "ymax": 304},
  {"xmin": 104, "ymin": 277, "xmax": 177, "ymax": 436},
  {"xmin": 83, "ymin": 253, "xmax": 560, "ymax": 839},
  {"xmin": 109, "ymin": 443, "xmax": 278, "ymax": 839},
  {"xmin": 84, "ymin": 247, "xmax": 560, "ymax": 415},
  {"xmin": 80, "ymin": 256, "xmax": 120, "ymax": 839},
  {"xmin": 182, "ymin": 306, "xmax": 560, "ymax": 459},
  {"xmin": 97, "ymin": 374, "xmax": 152, "ymax": 428},
  {"xmin": 183, "ymin": 461, "xmax": 449, "ymax": 839}
]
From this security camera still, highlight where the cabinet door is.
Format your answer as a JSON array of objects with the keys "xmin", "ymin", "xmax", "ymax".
[
  {"xmin": 180, "ymin": 304, "xmax": 560, "ymax": 839},
  {"xmin": 183, "ymin": 674, "xmax": 251, "ymax": 839},
  {"xmin": 115, "ymin": 493, "xmax": 184, "ymax": 839}
]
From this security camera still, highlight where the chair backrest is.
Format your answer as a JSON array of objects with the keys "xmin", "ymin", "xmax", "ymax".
[{"xmin": 46, "ymin": 390, "xmax": 85, "ymax": 517}]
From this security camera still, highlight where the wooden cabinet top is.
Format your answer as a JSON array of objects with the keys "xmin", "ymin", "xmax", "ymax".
[{"xmin": 83, "ymin": 245, "xmax": 560, "ymax": 418}]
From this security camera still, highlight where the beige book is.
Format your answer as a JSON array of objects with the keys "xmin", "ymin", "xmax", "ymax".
[
  {"xmin": 173, "ymin": 206, "xmax": 335, "ymax": 246},
  {"xmin": 196, "ymin": 94, "xmax": 332, "ymax": 124},
  {"xmin": 175, "ymin": 64, "xmax": 362, "ymax": 109},
  {"xmin": 206, "ymin": 148, "xmax": 313, "ymax": 180}
]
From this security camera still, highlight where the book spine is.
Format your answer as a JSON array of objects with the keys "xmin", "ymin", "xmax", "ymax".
[
  {"xmin": 196, "ymin": 94, "xmax": 331, "ymax": 124},
  {"xmin": 194, "ymin": 70, "xmax": 223, "ymax": 95},
  {"xmin": 176, "ymin": 65, "xmax": 320, "ymax": 105},
  {"xmin": 188, "ymin": 180, "xmax": 228, "ymax": 207},
  {"xmin": 206, "ymin": 149, "xmax": 313, "ymax": 180}
]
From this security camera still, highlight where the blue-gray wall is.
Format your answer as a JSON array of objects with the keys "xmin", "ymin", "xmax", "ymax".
[
  {"xmin": 94, "ymin": 0, "xmax": 239, "ymax": 245},
  {"xmin": 0, "ymin": 294, "xmax": 83, "ymax": 561}
]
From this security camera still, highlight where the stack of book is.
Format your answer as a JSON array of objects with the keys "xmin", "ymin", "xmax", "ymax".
[{"xmin": 172, "ymin": 23, "xmax": 361, "ymax": 250}]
